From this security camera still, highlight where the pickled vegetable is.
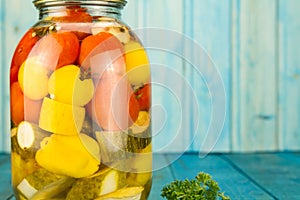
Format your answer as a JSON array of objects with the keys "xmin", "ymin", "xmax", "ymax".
[
  {"xmin": 11, "ymin": 82, "xmax": 43, "ymax": 126},
  {"xmin": 37, "ymin": 32, "xmax": 80, "ymax": 70},
  {"xmin": 10, "ymin": 82, "xmax": 25, "ymax": 125},
  {"xmin": 16, "ymin": 121, "xmax": 50, "ymax": 151},
  {"xmin": 66, "ymin": 168, "xmax": 125, "ymax": 200},
  {"xmin": 87, "ymin": 70, "xmax": 139, "ymax": 131},
  {"xmin": 134, "ymin": 84, "xmax": 151, "ymax": 111},
  {"xmin": 39, "ymin": 97, "xmax": 85, "ymax": 135},
  {"xmin": 92, "ymin": 25, "xmax": 131, "ymax": 44},
  {"xmin": 10, "ymin": 29, "xmax": 39, "ymax": 84},
  {"xmin": 96, "ymin": 186, "xmax": 144, "ymax": 200},
  {"xmin": 95, "ymin": 121, "xmax": 151, "ymax": 165},
  {"xmin": 18, "ymin": 57, "xmax": 50, "ymax": 100},
  {"xmin": 48, "ymin": 65, "xmax": 94, "ymax": 106},
  {"xmin": 30, "ymin": 177, "xmax": 75, "ymax": 200},
  {"xmin": 11, "ymin": 123, "xmax": 50, "ymax": 160},
  {"xmin": 124, "ymin": 42, "xmax": 150, "ymax": 86},
  {"xmin": 130, "ymin": 111, "xmax": 151, "ymax": 135},
  {"xmin": 79, "ymin": 32, "xmax": 125, "ymax": 76},
  {"xmin": 36, "ymin": 134, "xmax": 100, "ymax": 178},
  {"xmin": 17, "ymin": 168, "xmax": 64, "ymax": 199}
]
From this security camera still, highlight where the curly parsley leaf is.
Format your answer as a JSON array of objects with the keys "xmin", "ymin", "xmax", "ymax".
[{"xmin": 161, "ymin": 172, "xmax": 230, "ymax": 200}]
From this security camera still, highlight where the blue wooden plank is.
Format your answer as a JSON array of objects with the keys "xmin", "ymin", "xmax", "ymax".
[
  {"xmin": 121, "ymin": 0, "xmax": 192, "ymax": 153},
  {"xmin": 0, "ymin": 0, "xmax": 5, "ymax": 153},
  {"xmin": 165, "ymin": 153, "xmax": 273, "ymax": 199},
  {"xmin": 184, "ymin": 0, "xmax": 231, "ymax": 153},
  {"xmin": 224, "ymin": 153, "xmax": 300, "ymax": 199},
  {"xmin": 148, "ymin": 154, "xmax": 174, "ymax": 199},
  {"xmin": 1, "ymin": 0, "xmax": 300, "ymax": 154},
  {"xmin": 0, "ymin": 154, "xmax": 13, "ymax": 199},
  {"xmin": 278, "ymin": 0, "xmax": 300, "ymax": 151},
  {"xmin": 122, "ymin": 0, "xmax": 139, "ymax": 28},
  {"xmin": 231, "ymin": 0, "xmax": 278, "ymax": 151},
  {"xmin": 141, "ymin": 0, "xmax": 193, "ymax": 153}
]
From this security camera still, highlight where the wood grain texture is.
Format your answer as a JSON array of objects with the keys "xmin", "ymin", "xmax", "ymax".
[
  {"xmin": 140, "ymin": 0, "xmax": 191, "ymax": 153},
  {"xmin": 224, "ymin": 152, "xmax": 300, "ymax": 199},
  {"xmin": 1, "ymin": 0, "xmax": 300, "ymax": 153},
  {"xmin": 166, "ymin": 153, "xmax": 273, "ymax": 199},
  {"xmin": 0, "ymin": 154, "xmax": 13, "ymax": 199},
  {"xmin": 148, "ymin": 154, "xmax": 174, "ymax": 199},
  {"xmin": 231, "ymin": 0, "xmax": 278, "ymax": 151},
  {"xmin": 184, "ymin": 0, "xmax": 231, "ymax": 152},
  {"xmin": 278, "ymin": 0, "xmax": 300, "ymax": 150},
  {"xmin": 0, "ymin": 0, "xmax": 5, "ymax": 152}
]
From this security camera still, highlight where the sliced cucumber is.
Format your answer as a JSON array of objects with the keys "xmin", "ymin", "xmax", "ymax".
[
  {"xmin": 126, "ymin": 172, "xmax": 152, "ymax": 187},
  {"xmin": 66, "ymin": 168, "xmax": 125, "ymax": 200},
  {"xmin": 95, "ymin": 130, "xmax": 129, "ymax": 164},
  {"xmin": 24, "ymin": 168, "xmax": 61, "ymax": 190},
  {"xmin": 126, "ymin": 127, "xmax": 151, "ymax": 153},
  {"xmin": 16, "ymin": 168, "xmax": 73, "ymax": 200},
  {"xmin": 95, "ymin": 186, "xmax": 144, "ymax": 200},
  {"xmin": 18, "ymin": 121, "xmax": 50, "ymax": 149},
  {"xmin": 17, "ymin": 178, "xmax": 38, "ymax": 199},
  {"xmin": 31, "ymin": 177, "xmax": 75, "ymax": 200},
  {"xmin": 95, "ymin": 125, "xmax": 151, "ymax": 164},
  {"xmin": 17, "ymin": 121, "xmax": 35, "ymax": 149},
  {"xmin": 100, "ymin": 170, "xmax": 119, "ymax": 196},
  {"xmin": 12, "ymin": 121, "xmax": 51, "ymax": 160}
]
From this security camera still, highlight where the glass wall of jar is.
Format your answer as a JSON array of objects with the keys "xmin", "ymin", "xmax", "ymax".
[{"xmin": 10, "ymin": 0, "xmax": 152, "ymax": 199}]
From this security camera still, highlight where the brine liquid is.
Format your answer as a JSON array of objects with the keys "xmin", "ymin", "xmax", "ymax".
[
  {"xmin": 12, "ymin": 131, "xmax": 152, "ymax": 200},
  {"xmin": 10, "ymin": 16, "xmax": 152, "ymax": 200}
]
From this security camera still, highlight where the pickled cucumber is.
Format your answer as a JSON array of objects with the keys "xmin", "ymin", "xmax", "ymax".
[
  {"xmin": 95, "ymin": 130, "xmax": 128, "ymax": 164},
  {"xmin": 17, "ymin": 168, "xmax": 73, "ymax": 199},
  {"xmin": 11, "ymin": 152, "xmax": 39, "ymax": 188},
  {"xmin": 22, "ymin": 168, "xmax": 62, "ymax": 190},
  {"xmin": 95, "ymin": 125, "xmax": 151, "ymax": 164},
  {"xmin": 11, "ymin": 122, "xmax": 51, "ymax": 160},
  {"xmin": 66, "ymin": 168, "xmax": 125, "ymax": 200},
  {"xmin": 126, "ymin": 172, "xmax": 152, "ymax": 187},
  {"xmin": 31, "ymin": 177, "xmax": 75, "ymax": 200},
  {"xmin": 126, "ymin": 126, "xmax": 151, "ymax": 153},
  {"xmin": 96, "ymin": 186, "xmax": 144, "ymax": 200}
]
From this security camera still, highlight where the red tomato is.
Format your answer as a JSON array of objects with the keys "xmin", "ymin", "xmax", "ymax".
[
  {"xmin": 135, "ymin": 84, "xmax": 151, "ymax": 111},
  {"xmin": 10, "ymin": 29, "xmax": 39, "ymax": 84},
  {"xmin": 10, "ymin": 82, "xmax": 24, "ymax": 125},
  {"xmin": 37, "ymin": 32, "xmax": 80, "ymax": 70},
  {"xmin": 52, "ymin": 6, "xmax": 93, "ymax": 22},
  {"xmin": 79, "ymin": 32, "xmax": 125, "ymax": 79},
  {"xmin": 129, "ymin": 94, "xmax": 140, "ymax": 123},
  {"xmin": 10, "ymin": 82, "xmax": 43, "ymax": 126}
]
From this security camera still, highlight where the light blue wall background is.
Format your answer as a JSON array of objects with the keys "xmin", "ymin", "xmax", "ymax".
[{"xmin": 1, "ymin": 0, "xmax": 300, "ymax": 153}]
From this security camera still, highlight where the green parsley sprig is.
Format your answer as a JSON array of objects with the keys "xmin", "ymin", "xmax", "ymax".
[{"xmin": 161, "ymin": 172, "xmax": 230, "ymax": 200}]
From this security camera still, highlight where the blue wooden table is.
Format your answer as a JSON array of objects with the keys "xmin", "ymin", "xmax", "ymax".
[{"xmin": 1, "ymin": 152, "xmax": 300, "ymax": 199}]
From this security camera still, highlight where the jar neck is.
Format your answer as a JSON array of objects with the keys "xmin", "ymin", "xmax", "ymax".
[{"xmin": 33, "ymin": 0, "xmax": 127, "ymax": 20}]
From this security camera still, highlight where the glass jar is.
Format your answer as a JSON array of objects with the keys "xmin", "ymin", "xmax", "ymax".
[{"xmin": 10, "ymin": 0, "xmax": 152, "ymax": 199}]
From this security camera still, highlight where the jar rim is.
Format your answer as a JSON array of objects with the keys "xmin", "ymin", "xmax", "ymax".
[{"xmin": 32, "ymin": 0, "xmax": 127, "ymax": 9}]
